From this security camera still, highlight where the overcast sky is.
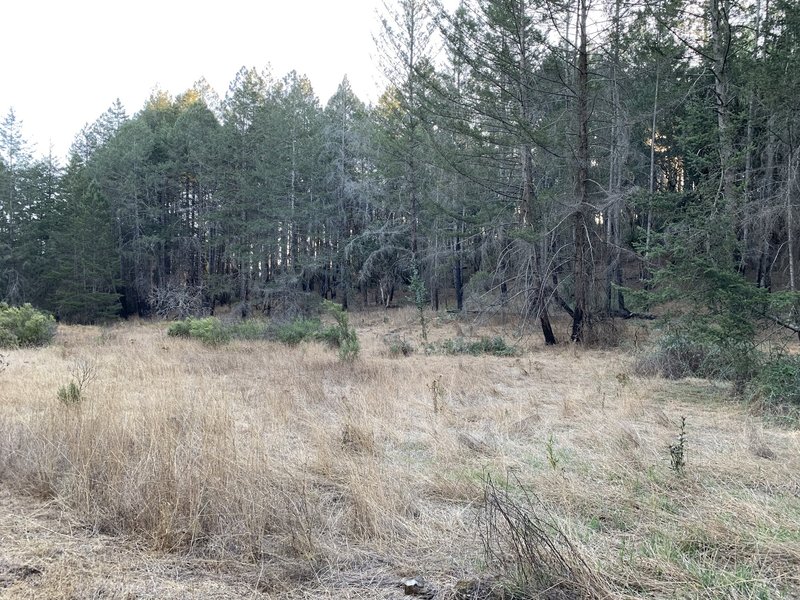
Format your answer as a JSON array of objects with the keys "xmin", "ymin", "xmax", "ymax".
[{"xmin": 1, "ymin": 0, "xmax": 408, "ymax": 161}]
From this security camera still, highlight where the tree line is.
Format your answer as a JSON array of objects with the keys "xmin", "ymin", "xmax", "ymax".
[{"xmin": 1, "ymin": 0, "xmax": 798, "ymax": 344}]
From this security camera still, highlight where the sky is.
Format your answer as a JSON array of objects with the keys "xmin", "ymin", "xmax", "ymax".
[{"xmin": 0, "ymin": 0, "xmax": 408, "ymax": 161}]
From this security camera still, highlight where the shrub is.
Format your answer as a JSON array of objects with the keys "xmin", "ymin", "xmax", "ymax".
[
  {"xmin": 274, "ymin": 318, "xmax": 322, "ymax": 345},
  {"xmin": 227, "ymin": 319, "xmax": 269, "ymax": 340},
  {"xmin": 166, "ymin": 305, "xmax": 359, "ymax": 360},
  {"xmin": 0, "ymin": 303, "xmax": 57, "ymax": 348},
  {"xmin": 633, "ymin": 333, "xmax": 734, "ymax": 380},
  {"xmin": 384, "ymin": 335, "xmax": 414, "ymax": 357},
  {"xmin": 479, "ymin": 474, "xmax": 609, "ymax": 598},
  {"xmin": 170, "ymin": 317, "xmax": 270, "ymax": 344},
  {"xmin": 57, "ymin": 359, "xmax": 97, "ymax": 405},
  {"xmin": 320, "ymin": 301, "xmax": 359, "ymax": 361},
  {"xmin": 581, "ymin": 317, "xmax": 627, "ymax": 349},
  {"xmin": 58, "ymin": 382, "xmax": 82, "ymax": 405},
  {"xmin": 428, "ymin": 336, "xmax": 519, "ymax": 357},
  {"xmin": 167, "ymin": 320, "xmax": 192, "ymax": 338},
  {"xmin": 167, "ymin": 317, "xmax": 230, "ymax": 345},
  {"xmin": 747, "ymin": 354, "xmax": 800, "ymax": 407}
]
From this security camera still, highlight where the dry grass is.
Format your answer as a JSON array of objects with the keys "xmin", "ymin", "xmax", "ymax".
[{"xmin": 0, "ymin": 309, "xmax": 798, "ymax": 598}]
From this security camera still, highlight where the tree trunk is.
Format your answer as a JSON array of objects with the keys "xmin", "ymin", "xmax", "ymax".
[
  {"xmin": 711, "ymin": 0, "xmax": 737, "ymax": 216},
  {"xmin": 454, "ymin": 231, "xmax": 464, "ymax": 312},
  {"xmin": 788, "ymin": 151, "xmax": 797, "ymax": 291},
  {"xmin": 571, "ymin": 0, "xmax": 591, "ymax": 343}
]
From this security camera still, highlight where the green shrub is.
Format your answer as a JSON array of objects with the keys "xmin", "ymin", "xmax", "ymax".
[
  {"xmin": 58, "ymin": 382, "xmax": 82, "ymax": 405},
  {"xmin": 166, "ymin": 306, "xmax": 359, "ymax": 361},
  {"xmin": 320, "ymin": 300, "xmax": 359, "ymax": 361},
  {"xmin": 428, "ymin": 336, "xmax": 519, "ymax": 357},
  {"xmin": 337, "ymin": 335, "xmax": 361, "ymax": 362},
  {"xmin": 227, "ymin": 319, "xmax": 269, "ymax": 340},
  {"xmin": 170, "ymin": 317, "xmax": 270, "ymax": 344},
  {"xmin": 274, "ymin": 318, "xmax": 322, "ymax": 345},
  {"xmin": 0, "ymin": 303, "xmax": 57, "ymax": 348},
  {"xmin": 633, "ymin": 333, "xmax": 739, "ymax": 380},
  {"xmin": 167, "ymin": 317, "xmax": 230, "ymax": 345},
  {"xmin": 167, "ymin": 320, "xmax": 192, "ymax": 338},
  {"xmin": 747, "ymin": 354, "xmax": 800, "ymax": 406}
]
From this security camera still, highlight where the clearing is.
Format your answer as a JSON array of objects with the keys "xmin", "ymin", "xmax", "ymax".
[{"xmin": 1, "ymin": 310, "xmax": 798, "ymax": 598}]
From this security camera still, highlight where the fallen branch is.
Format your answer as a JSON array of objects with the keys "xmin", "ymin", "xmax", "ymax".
[{"xmin": 766, "ymin": 314, "xmax": 800, "ymax": 339}]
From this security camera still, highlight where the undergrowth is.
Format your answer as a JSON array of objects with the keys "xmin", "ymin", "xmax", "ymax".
[
  {"xmin": 426, "ymin": 336, "xmax": 519, "ymax": 357},
  {"xmin": 479, "ymin": 474, "xmax": 609, "ymax": 598},
  {"xmin": 0, "ymin": 302, "xmax": 57, "ymax": 349},
  {"xmin": 167, "ymin": 301, "xmax": 359, "ymax": 361}
]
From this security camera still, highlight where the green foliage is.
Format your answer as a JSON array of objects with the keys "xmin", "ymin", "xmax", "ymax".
[
  {"xmin": 167, "ymin": 317, "xmax": 230, "ymax": 345},
  {"xmin": 427, "ymin": 336, "xmax": 519, "ymax": 357},
  {"xmin": 0, "ymin": 303, "xmax": 57, "ymax": 348},
  {"xmin": 633, "ymin": 244, "xmax": 800, "ymax": 390},
  {"xmin": 669, "ymin": 416, "xmax": 687, "ymax": 475},
  {"xmin": 166, "ymin": 320, "xmax": 192, "ymax": 338},
  {"xmin": 166, "ymin": 306, "xmax": 359, "ymax": 361},
  {"xmin": 321, "ymin": 300, "xmax": 360, "ymax": 361},
  {"xmin": 45, "ymin": 162, "xmax": 122, "ymax": 324},
  {"xmin": 747, "ymin": 354, "xmax": 800, "ymax": 407},
  {"xmin": 168, "ymin": 317, "xmax": 274, "ymax": 345},
  {"xmin": 545, "ymin": 434, "xmax": 561, "ymax": 471},
  {"xmin": 226, "ymin": 319, "xmax": 270, "ymax": 340},
  {"xmin": 58, "ymin": 382, "xmax": 82, "ymax": 405},
  {"xmin": 274, "ymin": 318, "xmax": 322, "ymax": 345},
  {"xmin": 634, "ymin": 332, "xmax": 733, "ymax": 380}
]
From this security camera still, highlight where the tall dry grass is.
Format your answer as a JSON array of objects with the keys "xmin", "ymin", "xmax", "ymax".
[{"xmin": 1, "ymin": 310, "xmax": 799, "ymax": 598}]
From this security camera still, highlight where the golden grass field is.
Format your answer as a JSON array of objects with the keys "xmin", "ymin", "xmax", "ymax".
[{"xmin": 1, "ymin": 309, "xmax": 798, "ymax": 599}]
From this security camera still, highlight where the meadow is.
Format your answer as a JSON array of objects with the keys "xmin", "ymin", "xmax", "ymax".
[{"xmin": 1, "ymin": 310, "xmax": 798, "ymax": 599}]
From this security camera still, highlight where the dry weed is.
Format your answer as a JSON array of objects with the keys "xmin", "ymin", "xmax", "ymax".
[{"xmin": 0, "ymin": 317, "xmax": 798, "ymax": 598}]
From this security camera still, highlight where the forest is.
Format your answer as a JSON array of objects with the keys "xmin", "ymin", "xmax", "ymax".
[
  {"xmin": 3, "ymin": 1, "xmax": 800, "ymax": 597},
  {"xmin": 1, "ymin": 0, "xmax": 799, "ymax": 348}
]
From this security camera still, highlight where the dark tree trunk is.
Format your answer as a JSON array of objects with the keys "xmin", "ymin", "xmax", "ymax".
[
  {"xmin": 571, "ymin": 0, "xmax": 591, "ymax": 343},
  {"xmin": 540, "ymin": 309, "xmax": 557, "ymax": 345}
]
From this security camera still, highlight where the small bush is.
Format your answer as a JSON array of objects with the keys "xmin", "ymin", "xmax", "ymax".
[
  {"xmin": 428, "ymin": 336, "xmax": 519, "ymax": 357},
  {"xmin": 0, "ymin": 302, "xmax": 57, "ymax": 348},
  {"xmin": 227, "ymin": 319, "xmax": 269, "ymax": 340},
  {"xmin": 337, "ymin": 335, "xmax": 361, "ymax": 362},
  {"xmin": 57, "ymin": 359, "xmax": 97, "ymax": 405},
  {"xmin": 633, "ymin": 334, "xmax": 732, "ymax": 380},
  {"xmin": 275, "ymin": 318, "xmax": 322, "ymax": 345},
  {"xmin": 320, "ymin": 301, "xmax": 359, "ymax": 361},
  {"xmin": 167, "ymin": 317, "xmax": 230, "ymax": 345},
  {"xmin": 479, "ymin": 474, "xmax": 609, "ymax": 598},
  {"xmin": 384, "ymin": 335, "xmax": 414, "ymax": 357},
  {"xmin": 747, "ymin": 354, "xmax": 800, "ymax": 406},
  {"xmin": 58, "ymin": 382, "xmax": 82, "ymax": 405},
  {"xmin": 170, "ymin": 317, "xmax": 270, "ymax": 344},
  {"xmin": 166, "ymin": 320, "xmax": 192, "ymax": 338}
]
